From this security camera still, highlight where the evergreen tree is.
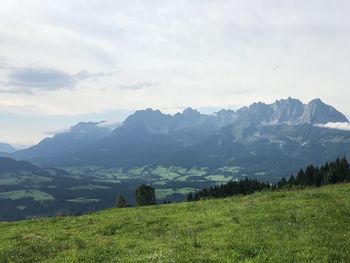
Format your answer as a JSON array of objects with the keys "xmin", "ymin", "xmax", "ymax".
[
  {"xmin": 296, "ymin": 169, "xmax": 306, "ymax": 185},
  {"xmin": 116, "ymin": 194, "xmax": 127, "ymax": 208},
  {"xmin": 288, "ymin": 175, "xmax": 296, "ymax": 185},
  {"xmin": 276, "ymin": 157, "xmax": 350, "ymax": 189},
  {"xmin": 277, "ymin": 177, "xmax": 288, "ymax": 188},
  {"xmin": 187, "ymin": 192, "xmax": 194, "ymax": 202},
  {"xmin": 187, "ymin": 178, "xmax": 270, "ymax": 200},
  {"xmin": 135, "ymin": 184, "xmax": 156, "ymax": 206},
  {"xmin": 187, "ymin": 157, "xmax": 350, "ymax": 203}
]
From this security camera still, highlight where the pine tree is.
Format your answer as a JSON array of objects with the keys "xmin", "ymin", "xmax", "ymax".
[
  {"xmin": 135, "ymin": 184, "xmax": 156, "ymax": 206},
  {"xmin": 278, "ymin": 177, "xmax": 287, "ymax": 188},
  {"xmin": 276, "ymin": 157, "xmax": 350, "ymax": 189},
  {"xmin": 187, "ymin": 192, "xmax": 194, "ymax": 202},
  {"xmin": 116, "ymin": 194, "xmax": 127, "ymax": 208},
  {"xmin": 288, "ymin": 175, "xmax": 296, "ymax": 185}
]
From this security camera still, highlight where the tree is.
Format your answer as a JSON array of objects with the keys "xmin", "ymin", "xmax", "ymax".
[
  {"xmin": 276, "ymin": 157, "xmax": 350, "ymax": 189},
  {"xmin": 187, "ymin": 192, "xmax": 194, "ymax": 202},
  {"xmin": 135, "ymin": 184, "xmax": 156, "ymax": 206},
  {"xmin": 116, "ymin": 194, "xmax": 127, "ymax": 208},
  {"xmin": 277, "ymin": 177, "xmax": 287, "ymax": 188},
  {"xmin": 288, "ymin": 175, "xmax": 296, "ymax": 185}
]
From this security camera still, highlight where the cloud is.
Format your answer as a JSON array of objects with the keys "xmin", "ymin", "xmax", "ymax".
[
  {"xmin": 0, "ymin": 56, "xmax": 13, "ymax": 70},
  {"xmin": 316, "ymin": 122, "xmax": 350, "ymax": 131},
  {"xmin": 222, "ymin": 88, "xmax": 256, "ymax": 95},
  {"xmin": 5, "ymin": 67, "xmax": 76, "ymax": 90},
  {"xmin": 119, "ymin": 82, "xmax": 157, "ymax": 91},
  {"xmin": 1, "ymin": 66, "xmax": 119, "ymax": 93},
  {"xmin": 97, "ymin": 120, "xmax": 122, "ymax": 129},
  {"xmin": 44, "ymin": 128, "xmax": 71, "ymax": 136},
  {"xmin": 74, "ymin": 70, "xmax": 120, "ymax": 81}
]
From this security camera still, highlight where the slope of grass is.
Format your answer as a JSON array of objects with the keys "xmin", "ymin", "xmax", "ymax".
[
  {"xmin": 155, "ymin": 187, "xmax": 196, "ymax": 199},
  {"xmin": 0, "ymin": 190, "xmax": 54, "ymax": 202},
  {"xmin": 1, "ymin": 184, "xmax": 350, "ymax": 262},
  {"xmin": 0, "ymin": 175, "xmax": 52, "ymax": 186}
]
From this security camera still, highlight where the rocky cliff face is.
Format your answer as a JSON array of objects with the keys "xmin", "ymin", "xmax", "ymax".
[{"xmin": 238, "ymin": 97, "xmax": 348, "ymax": 125}]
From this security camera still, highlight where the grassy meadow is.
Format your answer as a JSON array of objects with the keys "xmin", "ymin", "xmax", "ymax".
[
  {"xmin": 0, "ymin": 190, "xmax": 54, "ymax": 202},
  {"xmin": 1, "ymin": 183, "xmax": 350, "ymax": 262}
]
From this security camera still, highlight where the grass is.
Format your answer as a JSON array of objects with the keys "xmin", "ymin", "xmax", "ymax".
[
  {"xmin": 150, "ymin": 166, "xmax": 180, "ymax": 180},
  {"xmin": 128, "ymin": 167, "xmax": 147, "ymax": 176},
  {"xmin": 66, "ymin": 197, "xmax": 100, "ymax": 204},
  {"xmin": 69, "ymin": 184, "xmax": 111, "ymax": 190},
  {"xmin": 0, "ymin": 190, "xmax": 54, "ymax": 202},
  {"xmin": 61, "ymin": 165, "xmax": 240, "ymax": 190},
  {"xmin": 0, "ymin": 175, "xmax": 52, "ymax": 186},
  {"xmin": 186, "ymin": 167, "xmax": 207, "ymax": 177},
  {"xmin": 205, "ymin": 174, "xmax": 233, "ymax": 182},
  {"xmin": 1, "ymin": 183, "xmax": 350, "ymax": 262},
  {"xmin": 254, "ymin": 172, "xmax": 267, "ymax": 176},
  {"xmin": 218, "ymin": 166, "xmax": 241, "ymax": 174},
  {"xmin": 155, "ymin": 187, "xmax": 197, "ymax": 199}
]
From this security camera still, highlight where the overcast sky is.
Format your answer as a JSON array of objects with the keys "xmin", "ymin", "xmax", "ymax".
[{"xmin": 1, "ymin": 0, "xmax": 350, "ymax": 146}]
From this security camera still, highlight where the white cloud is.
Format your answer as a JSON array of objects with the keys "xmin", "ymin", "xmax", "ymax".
[
  {"xmin": 120, "ymin": 82, "xmax": 157, "ymax": 91},
  {"xmin": 97, "ymin": 120, "xmax": 122, "ymax": 129},
  {"xmin": 316, "ymin": 122, "xmax": 350, "ymax": 131}
]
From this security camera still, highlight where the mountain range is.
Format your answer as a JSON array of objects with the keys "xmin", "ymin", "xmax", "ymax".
[
  {"xmin": 6, "ymin": 97, "xmax": 350, "ymax": 180},
  {"xmin": 0, "ymin": 143, "xmax": 16, "ymax": 153}
]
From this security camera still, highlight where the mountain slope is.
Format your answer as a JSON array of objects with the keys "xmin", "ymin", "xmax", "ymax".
[
  {"xmin": 1, "ymin": 183, "xmax": 350, "ymax": 262},
  {"xmin": 13, "ymin": 121, "xmax": 113, "ymax": 164},
  {"xmin": 0, "ymin": 143, "xmax": 15, "ymax": 153},
  {"xmin": 0, "ymin": 157, "xmax": 49, "ymax": 176}
]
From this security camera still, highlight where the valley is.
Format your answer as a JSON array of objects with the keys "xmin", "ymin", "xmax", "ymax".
[
  {"xmin": 1, "ymin": 98, "xmax": 350, "ymax": 221},
  {"xmin": 0, "ymin": 160, "xmax": 250, "ymax": 221}
]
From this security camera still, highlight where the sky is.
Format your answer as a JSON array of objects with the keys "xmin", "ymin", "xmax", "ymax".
[{"xmin": 0, "ymin": 0, "xmax": 350, "ymax": 146}]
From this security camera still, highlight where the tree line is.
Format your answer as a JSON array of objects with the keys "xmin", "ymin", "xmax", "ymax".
[
  {"xmin": 187, "ymin": 157, "xmax": 350, "ymax": 202},
  {"xmin": 275, "ymin": 157, "xmax": 350, "ymax": 188},
  {"xmin": 187, "ymin": 178, "xmax": 270, "ymax": 201},
  {"xmin": 116, "ymin": 157, "xmax": 350, "ymax": 207}
]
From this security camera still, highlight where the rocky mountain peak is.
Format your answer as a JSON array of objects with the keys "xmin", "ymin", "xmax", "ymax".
[{"xmin": 302, "ymin": 99, "xmax": 348, "ymax": 124}]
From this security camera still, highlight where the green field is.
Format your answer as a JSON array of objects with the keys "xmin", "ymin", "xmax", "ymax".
[
  {"xmin": 155, "ymin": 187, "xmax": 197, "ymax": 199},
  {"xmin": 205, "ymin": 174, "xmax": 234, "ymax": 182},
  {"xmin": 0, "ymin": 175, "xmax": 52, "ymax": 186},
  {"xmin": 0, "ymin": 190, "xmax": 54, "ymax": 202},
  {"xmin": 1, "ymin": 184, "xmax": 350, "ymax": 262},
  {"xmin": 218, "ymin": 166, "xmax": 241, "ymax": 174},
  {"xmin": 69, "ymin": 184, "xmax": 111, "ymax": 190},
  {"xmin": 66, "ymin": 197, "xmax": 100, "ymax": 204},
  {"xmin": 59, "ymin": 165, "xmax": 261, "ymax": 193}
]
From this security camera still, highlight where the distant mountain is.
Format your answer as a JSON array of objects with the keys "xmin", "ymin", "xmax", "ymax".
[
  {"xmin": 0, "ymin": 143, "xmax": 16, "ymax": 153},
  {"xmin": 13, "ymin": 121, "xmax": 113, "ymax": 163},
  {"xmin": 8, "ymin": 98, "xmax": 350, "ymax": 179}
]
